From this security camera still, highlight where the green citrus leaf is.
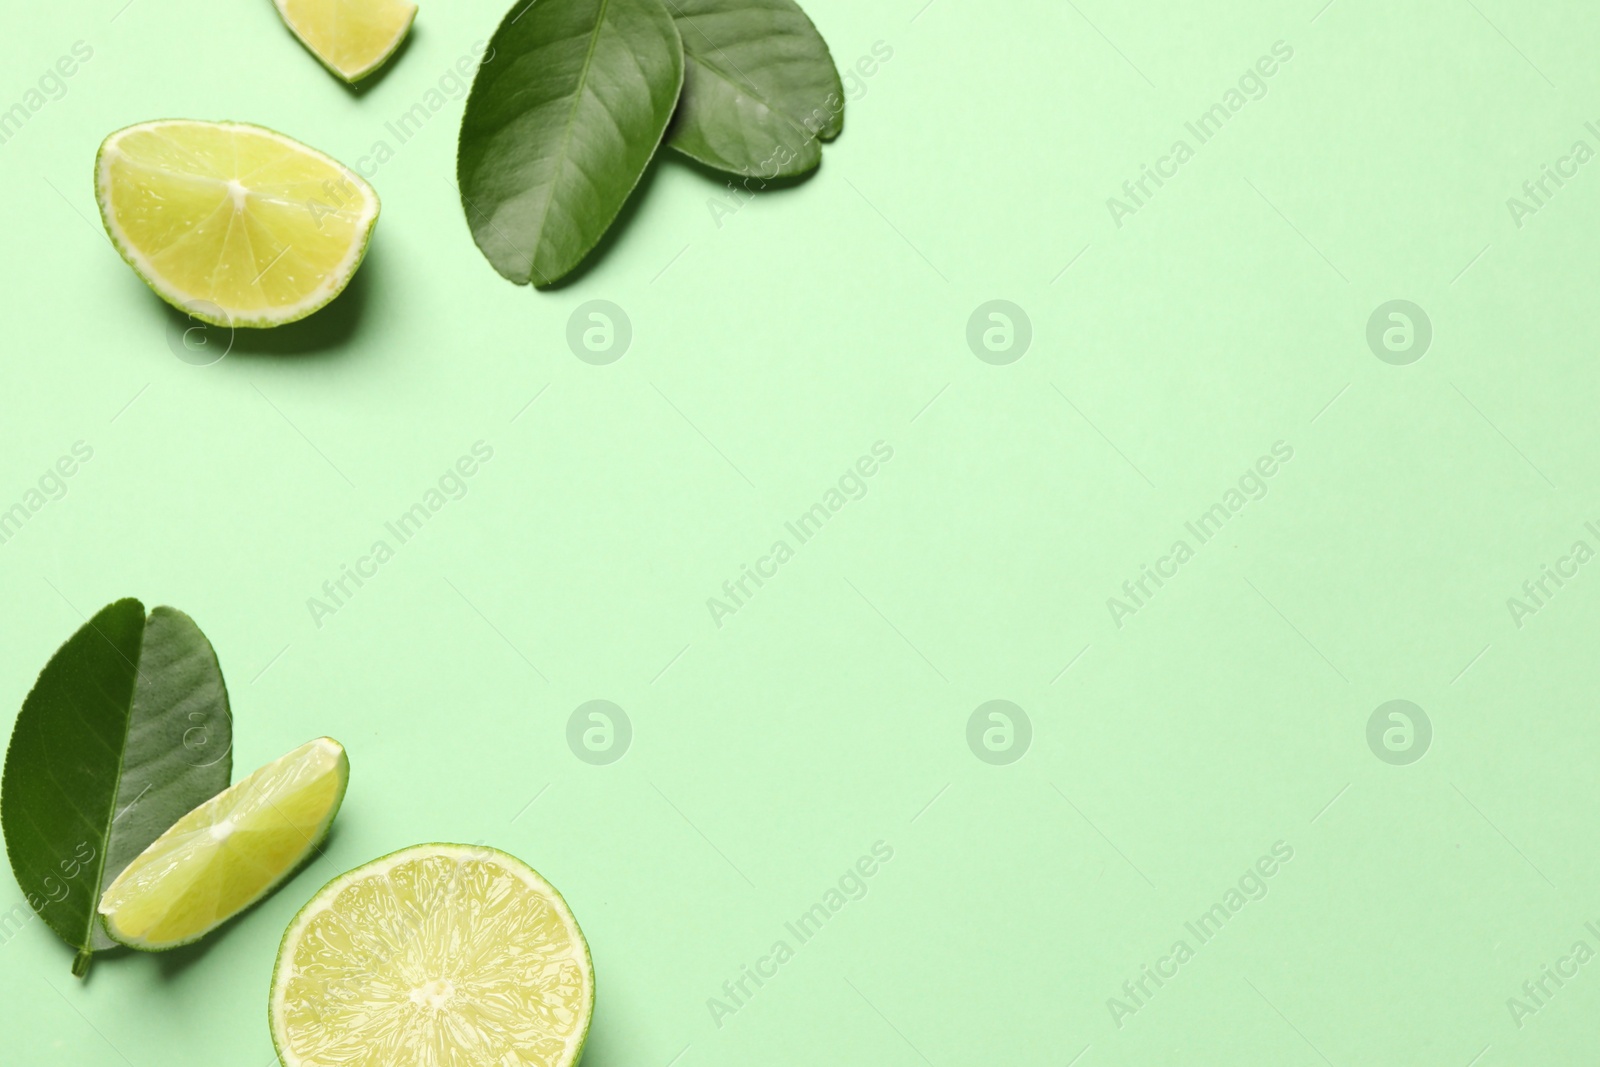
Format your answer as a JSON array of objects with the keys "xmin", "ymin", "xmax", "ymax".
[
  {"xmin": 457, "ymin": 0, "xmax": 685, "ymax": 285},
  {"xmin": 1, "ymin": 600, "xmax": 233, "ymax": 975},
  {"xmin": 663, "ymin": 0, "xmax": 844, "ymax": 177}
]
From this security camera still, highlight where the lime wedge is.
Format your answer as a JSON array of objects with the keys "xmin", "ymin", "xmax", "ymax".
[
  {"xmin": 274, "ymin": 0, "xmax": 417, "ymax": 83},
  {"xmin": 270, "ymin": 843, "xmax": 594, "ymax": 1067},
  {"xmin": 97, "ymin": 738, "xmax": 348, "ymax": 950},
  {"xmin": 95, "ymin": 120, "xmax": 379, "ymax": 328}
]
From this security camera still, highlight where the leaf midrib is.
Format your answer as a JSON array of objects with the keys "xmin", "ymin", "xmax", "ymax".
[
  {"xmin": 80, "ymin": 617, "xmax": 146, "ymax": 960},
  {"xmin": 684, "ymin": 49, "xmax": 817, "ymax": 146},
  {"xmin": 525, "ymin": 0, "xmax": 614, "ymax": 283}
]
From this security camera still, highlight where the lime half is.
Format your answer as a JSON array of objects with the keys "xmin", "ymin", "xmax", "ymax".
[
  {"xmin": 274, "ymin": 0, "xmax": 418, "ymax": 82},
  {"xmin": 270, "ymin": 843, "xmax": 594, "ymax": 1067},
  {"xmin": 98, "ymin": 737, "xmax": 348, "ymax": 950},
  {"xmin": 96, "ymin": 120, "xmax": 379, "ymax": 328}
]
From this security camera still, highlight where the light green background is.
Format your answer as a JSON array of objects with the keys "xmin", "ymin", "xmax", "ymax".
[{"xmin": 3, "ymin": 0, "xmax": 1599, "ymax": 1062}]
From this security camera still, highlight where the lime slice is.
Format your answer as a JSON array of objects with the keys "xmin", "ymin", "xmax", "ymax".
[
  {"xmin": 270, "ymin": 843, "xmax": 594, "ymax": 1067},
  {"xmin": 274, "ymin": 0, "xmax": 418, "ymax": 83},
  {"xmin": 97, "ymin": 737, "xmax": 348, "ymax": 950},
  {"xmin": 95, "ymin": 120, "xmax": 379, "ymax": 328}
]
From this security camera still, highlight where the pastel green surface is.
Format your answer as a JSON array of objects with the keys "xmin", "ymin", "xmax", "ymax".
[{"xmin": 1, "ymin": 0, "xmax": 1599, "ymax": 1064}]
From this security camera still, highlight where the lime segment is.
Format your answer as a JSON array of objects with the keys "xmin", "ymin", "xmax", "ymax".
[
  {"xmin": 95, "ymin": 120, "xmax": 378, "ymax": 327},
  {"xmin": 97, "ymin": 737, "xmax": 348, "ymax": 950},
  {"xmin": 270, "ymin": 843, "xmax": 593, "ymax": 1067},
  {"xmin": 274, "ymin": 0, "xmax": 417, "ymax": 82}
]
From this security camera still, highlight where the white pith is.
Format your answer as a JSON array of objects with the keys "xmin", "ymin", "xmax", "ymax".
[
  {"xmin": 270, "ymin": 843, "xmax": 593, "ymax": 1067},
  {"xmin": 95, "ymin": 120, "xmax": 379, "ymax": 328}
]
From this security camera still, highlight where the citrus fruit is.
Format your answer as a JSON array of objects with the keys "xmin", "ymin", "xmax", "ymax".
[
  {"xmin": 95, "ymin": 120, "xmax": 379, "ymax": 328},
  {"xmin": 270, "ymin": 843, "xmax": 594, "ymax": 1067},
  {"xmin": 274, "ymin": 0, "xmax": 418, "ymax": 83},
  {"xmin": 97, "ymin": 737, "xmax": 349, "ymax": 950}
]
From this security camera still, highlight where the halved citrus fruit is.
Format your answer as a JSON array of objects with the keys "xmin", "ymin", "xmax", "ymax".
[
  {"xmin": 95, "ymin": 120, "xmax": 378, "ymax": 328},
  {"xmin": 97, "ymin": 737, "xmax": 348, "ymax": 950},
  {"xmin": 274, "ymin": 0, "xmax": 418, "ymax": 83},
  {"xmin": 270, "ymin": 843, "xmax": 594, "ymax": 1067}
]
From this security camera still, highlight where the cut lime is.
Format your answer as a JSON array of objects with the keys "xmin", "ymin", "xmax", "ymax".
[
  {"xmin": 97, "ymin": 737, "xmax": 348, "ymax": 950},
  {"xmin": 270, "ymin": 843, "xmax": 594, "ymax": 1067},
  {"xmin": 95, "ymin": 120, "xmax": 379, "ymax": 328},
  {"xmin": 274, "ymin": 0, "xmax": 417, "ymax": 83}
]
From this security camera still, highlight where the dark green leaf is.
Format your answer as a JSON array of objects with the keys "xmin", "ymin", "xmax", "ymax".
[
  {"xmin": 457, "ymin": 0, "xmax": 685, "ymax": 285},
  {"xmin": 663, "ymin": 0, "xmax": 843, "ymax": 177},
  {"xmin": 1, "ymin": 600, "xmax": 232, "ymax": 974}
]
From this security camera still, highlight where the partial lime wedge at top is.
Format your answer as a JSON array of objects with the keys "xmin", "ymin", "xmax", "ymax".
[
  {"xmin": 97, "ymin": 737, "xmax": 348, "ymax": 951},
  {"xmin": 274, "ymin": 0, "xmax": 418, "ymax": 82},
  {"xmin": 270, "ymin": 843, "xmax": 594, "ymax": 1067},
  {"xmin": 96, "ymin": 120, "xmax": 378, "ymax": 328}
]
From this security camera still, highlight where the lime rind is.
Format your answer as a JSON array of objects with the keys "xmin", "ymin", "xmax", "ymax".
[
  {"xmin": 94, "ymin": 119, "xmax": 379, "ymax": 329},
  {"xmin": 97, "ymin": 737, "xmax": 349, "ymax": 952},
  {"xmin": 269, "ymin": 842, "xmax": 594, "ymax": 1067}
]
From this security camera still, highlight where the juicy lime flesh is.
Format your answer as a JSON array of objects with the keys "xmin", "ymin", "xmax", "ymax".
[
  {"xmin": 277, "ymin": 0, "xmax": 417, "ymax": 81},
  {"xmin": 274, "ymin": 846, "xmax": 592, "ymax": 1067},
  {"xmin": 99, "ymin": 738, "xmax": 347, "ymax": 947},
  {"xmin": 97, "ymin": 121, "xmax": 376, "ymax": 325}
]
